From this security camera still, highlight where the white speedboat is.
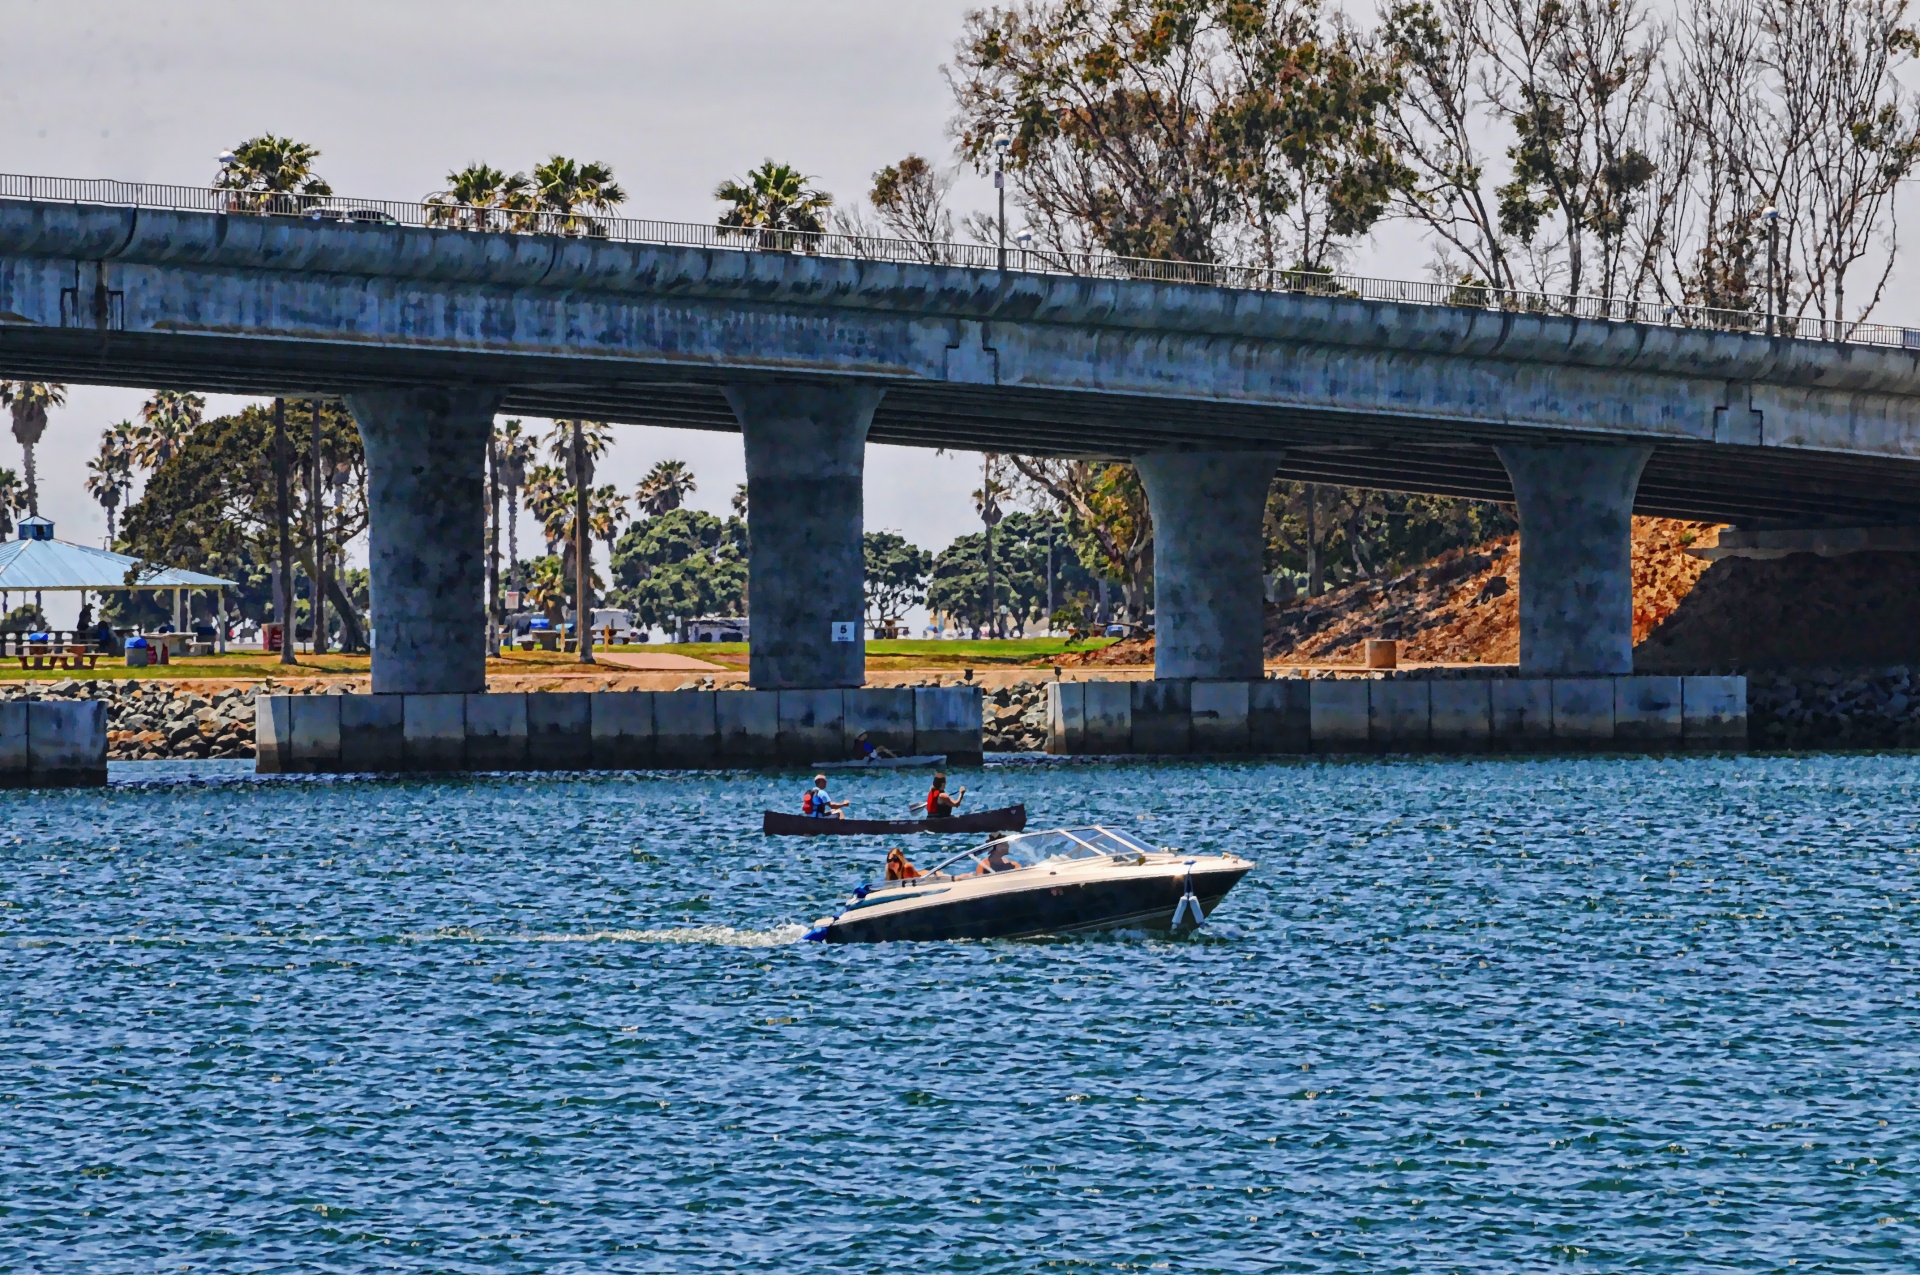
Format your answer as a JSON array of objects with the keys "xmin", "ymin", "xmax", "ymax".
[{"xmin": 802, "ymin": 826, "xmax": 1254, "ymax": 943}]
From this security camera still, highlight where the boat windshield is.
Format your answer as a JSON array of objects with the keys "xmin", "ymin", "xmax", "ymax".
[{"xmin": 921, "ymin": 826, "xmax": 1158, "ymax": 877}]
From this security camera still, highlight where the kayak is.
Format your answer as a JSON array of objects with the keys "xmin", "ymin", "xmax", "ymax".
[
  {"xmin": 810, "ymin": 754, "xmax": 947, "ymax": 771},
  {"xmin": 762, "ymin": 804, "xmax": 1027, "ymax": 837}
]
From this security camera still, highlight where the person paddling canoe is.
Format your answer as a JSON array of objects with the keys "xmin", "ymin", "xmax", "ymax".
[
  {"xmin": 803, "ymin": 774, "xmax": 849, "ymax": 819},
  {"xmin": 925, "ymin": 773, "xmax": 965, "ymax": 819}
]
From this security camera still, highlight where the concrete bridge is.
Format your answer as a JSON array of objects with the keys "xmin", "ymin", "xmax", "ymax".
[{"xmin": 3, "ymin": 177, "xmax": 1919, "ymax": 709}]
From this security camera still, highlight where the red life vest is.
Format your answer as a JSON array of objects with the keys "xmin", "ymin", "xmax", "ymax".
[
  {"xmin": 804, "ymin": 790, "xmax": 820, "ymax": 816},
  {"xmin": 926, "ymin": 789, "xmax": 939, "ymax": 815}
]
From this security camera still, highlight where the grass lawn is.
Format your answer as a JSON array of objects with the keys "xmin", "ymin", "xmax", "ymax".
[
  {"xmin": 0, "ymin": 637, "xmax": 1119, "ymax": 682},
  {"xmin": 610, "ymin": 637, "xmax": 1117, "ymax": 670},
  {"xmin": 0, "ymin": 651, "xmax": 373, "ymax": 683}
]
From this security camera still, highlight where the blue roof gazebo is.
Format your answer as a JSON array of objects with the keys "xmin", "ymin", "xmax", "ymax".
[{"xmin": 0, "ymin": 517, "xmax": 238, "ymax": 651}]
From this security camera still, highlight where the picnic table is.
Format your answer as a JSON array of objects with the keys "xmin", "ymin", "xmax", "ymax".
[{"xmin": 13, "ymin": 643, "xmax": 101, "ymax": 671}]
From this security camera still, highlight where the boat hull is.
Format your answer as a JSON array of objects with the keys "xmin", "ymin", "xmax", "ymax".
[
  {"xmin": 763, "ymin": 804, "xmax": 1027, "ymax": 837},
  {"xmin": 816, "ymin": 863, "xmax": 1250, "ymax": 942}
]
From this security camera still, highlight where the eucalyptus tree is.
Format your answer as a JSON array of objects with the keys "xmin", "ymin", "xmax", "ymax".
[
  {"xmin": 868, "ymin": 155, "xmax": 956, "ymax": 260},
  {"xmin": 0, "ymin": 381, "xmax": 66, "ymax": 516},
  {"xmin": 949, "ymin": 0, "xmax": 1403, "ymax": 270}
]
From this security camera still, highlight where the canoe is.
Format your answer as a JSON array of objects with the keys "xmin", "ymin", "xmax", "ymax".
[
  {"xmin": 762, "ymin": 804, "xmax": 1028, "ymax": 837},
  {"xmin": 810, "ymin": 754, "xmax": 947, "ymax": 771}
]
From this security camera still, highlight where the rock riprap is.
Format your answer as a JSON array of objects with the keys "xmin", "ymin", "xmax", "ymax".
[{"xmin": 0, "ymin": 681, "xmax": 337, "ymax": 761}]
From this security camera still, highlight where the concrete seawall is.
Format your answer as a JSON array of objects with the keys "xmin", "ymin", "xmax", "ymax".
[
  {"xmin": 1045, "ymin": 676, "xmax": 1746, "ymax": 755},
  {"xmin": 0, "ymin": 700, "xmax": 107, "ymax": 787},
  {"xmin": 256, "ymin": 687, "xmax": 984, "ymax": 774}
]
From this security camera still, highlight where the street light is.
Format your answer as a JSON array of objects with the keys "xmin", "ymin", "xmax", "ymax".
[
  {"xmin": 993, "ymin": 132, "xmax": 1012, "ymax": 272},
  {"xmin": 1762, "ymin": 206, "xmax": 1781, "ymax": 337}
]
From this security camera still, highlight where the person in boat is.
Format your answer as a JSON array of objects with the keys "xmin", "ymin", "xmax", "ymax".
[
  {"xmin": 925, "ymin": 773, "xmax": 966, "ymax": 819},
  {"xmin": 975, "ymin": 840, "xmax": 1019, "ymax": 874},
  {"xmin": 885, "ymin": 847, "xmax": 921, "ymax": 880},
  {"xmin": 803, "ymin": 775, "xmax": 849, "ymax": 819},
  {"xmin": 854, "ymin": 731, "xmax": 898, "ymax": 761}
]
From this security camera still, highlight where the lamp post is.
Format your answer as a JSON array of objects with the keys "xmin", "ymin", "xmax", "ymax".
[
  {"xmin": 1763, "ymin": 206, "xmax": 1781, "ymax": 337},
  {"xmin": 993, "ymin": 132, "xmax": 1011, "ymax": 272}
]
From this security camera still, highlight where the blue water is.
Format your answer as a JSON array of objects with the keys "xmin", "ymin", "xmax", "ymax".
[{"xmin": 2, "ymin": 754, "xmax": 1917, "ymax": 1272}]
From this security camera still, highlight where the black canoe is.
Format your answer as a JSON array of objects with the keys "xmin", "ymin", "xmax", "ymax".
[{"xmin": 762, "ymin": 804, "xmax": 1027, "ymax": 837}]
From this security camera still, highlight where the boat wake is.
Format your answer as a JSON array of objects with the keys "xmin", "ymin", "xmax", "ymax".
[
  {"xmin": 404, "ymin": 924, "xmax": 810, "ymax": 947},
  {"xmin": 528, "ymin": 924, "xmax": 810, "ymax": 948}
]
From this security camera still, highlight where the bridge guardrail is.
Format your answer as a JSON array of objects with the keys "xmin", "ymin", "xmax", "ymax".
[{"xmin": 2, "ymin": 170, "xmax": 1915, "ymax": 352}]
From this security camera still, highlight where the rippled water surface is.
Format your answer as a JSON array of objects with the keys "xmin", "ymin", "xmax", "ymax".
[{"xmin": 3, "ymin": 754, "xmax": 1918, "ymax": 1272}]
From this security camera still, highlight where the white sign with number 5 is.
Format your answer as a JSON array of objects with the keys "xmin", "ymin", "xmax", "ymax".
[{"xmin": 831, "ymin": 621, "xmax": 857, "ymax": 642}]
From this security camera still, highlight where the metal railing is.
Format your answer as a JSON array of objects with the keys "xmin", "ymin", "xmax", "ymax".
[{"xmin": 3, "ymin": 170, "xmax": 1916, "ymax": 351}]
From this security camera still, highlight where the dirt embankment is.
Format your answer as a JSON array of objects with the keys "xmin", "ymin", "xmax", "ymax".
[
  {"xmin": 1260, "ymin": 518, "xmax": 1720, "ymax": 666},
  {"xmin": 1636, "ymin": 551, "xmax": 1920, "ymax": 671}
]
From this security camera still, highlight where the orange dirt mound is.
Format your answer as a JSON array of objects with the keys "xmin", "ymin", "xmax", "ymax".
[{"xmin": 1264, "ymin": 518, "xmax": 1720, "ymax": 666}]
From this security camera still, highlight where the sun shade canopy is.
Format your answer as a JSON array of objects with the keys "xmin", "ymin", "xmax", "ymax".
[{"xmin": 0, "ymin": 532, "xmax": 235, "ymax": 593}]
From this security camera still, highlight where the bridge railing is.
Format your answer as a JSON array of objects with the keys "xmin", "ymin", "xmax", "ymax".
[{"xmin": 4, "ymin": 170, "xmax": 1917, "ymax": 352}]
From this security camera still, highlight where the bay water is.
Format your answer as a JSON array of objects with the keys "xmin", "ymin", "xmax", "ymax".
[{"xmin": 2, "ymin": 754, "xmax": 1916, "ymax": 1271}]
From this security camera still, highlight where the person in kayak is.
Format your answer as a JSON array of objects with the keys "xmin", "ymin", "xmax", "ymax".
[
  {"xmin": 854, "ymin": 731, "xmax": 897, "ymax": 761},
  {"xmin": 926, "ymin": 773, "xmax": 966, "ymax": 818},
  {"xmin": 803, "ymin": 775, "xmax": 849, "ymax": 819}
]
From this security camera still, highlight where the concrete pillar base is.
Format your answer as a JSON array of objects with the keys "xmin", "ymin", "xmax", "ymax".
[
  {"xmin": 1043, "ymin": 675, "xmax": 1746, "ymax": 756},
  {"xmin": 346, "ymin": 387, "xmax": 504, "ymax": 696},
  {"xmin": 1135, "ymin": 451, "xmax": 1281, "ymax": 681},
  {"xmin": 1496, "ymin": 443, "xmax": 1652, "ymax": 676},
  {"xmin": 0, "ymin": 700, "xmax": 107, "ymax": 787},
  {"xmin": 254, "ymin": 687, "xmax": 982, "ymax": 773},
  {"xmin": 726, "ymin": 382, "xmax": 882, "ymax": 690}
]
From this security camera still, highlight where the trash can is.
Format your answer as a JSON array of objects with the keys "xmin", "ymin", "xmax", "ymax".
[{"xmin": 125, "ymin": 635, "xmax": 150, "ymax": 669}]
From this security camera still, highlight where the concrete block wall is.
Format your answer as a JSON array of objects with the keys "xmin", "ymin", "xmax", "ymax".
[
  {"xmin": 257, "ymin": 687, "xmax": 983, "ymax": 774},
  {"xmin": 1046, "ymin": 676, "xmax": 1746, "ymax": 756},
  {"xmin": 0, "ymin": 700, "xmax": 108, "ymax": 787}
]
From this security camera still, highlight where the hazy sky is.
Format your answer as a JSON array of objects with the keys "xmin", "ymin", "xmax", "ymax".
[{"xmin": 0, "ymin": 0, "xmax": 1009, "ymax": 623}]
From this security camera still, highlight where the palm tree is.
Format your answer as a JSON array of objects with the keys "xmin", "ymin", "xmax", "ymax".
[
  {"xmin": 0, "ymin": 467, "xmax": 20, "ymax": 538},
  {"xmin": 531, "ymin": 156, "xmax": 626, "ymax": 235},
  {"xmin": 426, "ymin": 162, "xmax": 533, "ymax": 232},
  {"xmin": 591, "ymin": 484, "xmax": 628, "ymax": 555},
  {"xmin": 0, "ymin": 382, "xmax": 67, "ymax": 516},
  {"xmin": 133, "ymin": 391, "xmax": 204, "ymax": 471},
  {"xmin": 523, "ymin": 463, "xmax": 568, "ymax": 554},
  {"xmin": 525, "ymin": 556, "xmax": 568, "ymax": 623},
  {"xmin": 716, "ymin": 161, "xmax": 834, "ymax": 249},
  {"xmin": 973, "ymin": 453, "xmax": 1009, "ymax": 639},
  {"xmin": 215, "ymin": 135, "xmax": 332, "ymax": 213},
  {"xmin": 544, "ymin": 420, "xmax": 612, "ymax": 485},
  {"xmin": 635, "ymin": 459, "xmax": 697, "ymax": 517},
  {"xmin": 497, "ymin": 419, "xmax": 531, "ymax": 571},
  {"xmin": 86, "ymin": 423, "xmax": 136, "ymax": 545}
]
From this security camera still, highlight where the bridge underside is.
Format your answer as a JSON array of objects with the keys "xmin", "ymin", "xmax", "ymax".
[{"xmin": 4, "ymin": 329, "xmax": 1918, "ymax": 527}]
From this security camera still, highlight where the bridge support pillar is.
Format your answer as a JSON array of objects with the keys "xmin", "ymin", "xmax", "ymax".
[
  {"xmin": 726, "ymin": 382, "xmax": 882, "ymax": 689},
  {"xmin": 346, "ymin": 387, "xmax": 503, "ymax": 695},
  {"xmin": 1496, "ymin": 443, "xmax": 1653, "ymax": 676},
  {"xmin": 1137, "ymin": 451, "xmax": 1282, "ymax": 681}
]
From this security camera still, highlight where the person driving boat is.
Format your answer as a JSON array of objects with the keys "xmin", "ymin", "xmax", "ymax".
[{"xmin": 975, "ymin": 841, "xmax": 1019, "ymax": 874}]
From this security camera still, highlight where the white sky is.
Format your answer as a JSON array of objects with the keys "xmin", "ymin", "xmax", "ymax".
[{"xmin": 3, "ymin": 0, "xmax": 1917, "ymax": 629}]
